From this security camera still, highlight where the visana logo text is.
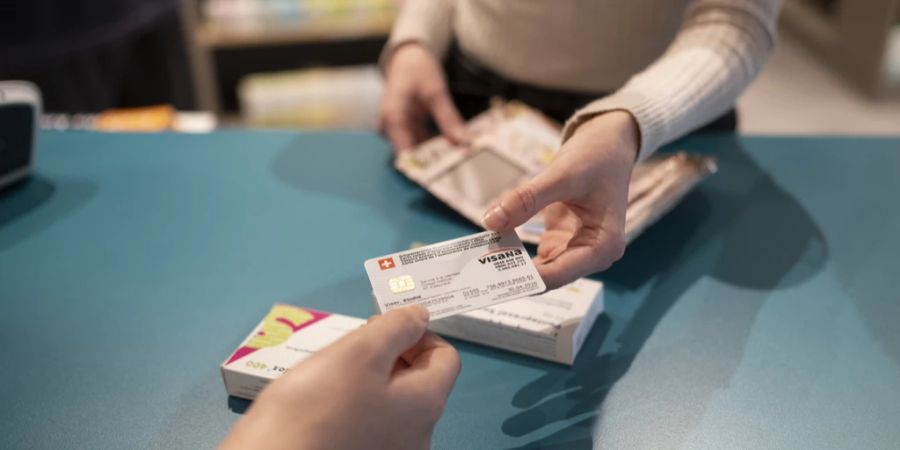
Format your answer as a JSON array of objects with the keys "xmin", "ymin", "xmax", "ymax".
[{"xmin": 478, "ymin": 248, "xmax": 523, "ymax": 264}]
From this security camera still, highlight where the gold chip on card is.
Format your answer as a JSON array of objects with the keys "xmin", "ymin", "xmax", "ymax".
[{"xmin": 388, "ymin": 275, "xmax": 416, "ymax": 294}]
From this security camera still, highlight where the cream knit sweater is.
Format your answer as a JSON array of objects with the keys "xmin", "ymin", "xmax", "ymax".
[{"xmin": 386, "ymin": 0, "xmax": 783, "ymax": 159}]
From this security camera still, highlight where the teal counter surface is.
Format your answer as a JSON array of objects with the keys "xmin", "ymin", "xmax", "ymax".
[{"xmin": 1, "ymin": 130, "xmax": 898, "ymax": 449}]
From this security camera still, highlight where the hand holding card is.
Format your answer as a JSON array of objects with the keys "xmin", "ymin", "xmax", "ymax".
[{"xmin": 220, "ymin": 306, "xmax": 461, "ymax": 450}]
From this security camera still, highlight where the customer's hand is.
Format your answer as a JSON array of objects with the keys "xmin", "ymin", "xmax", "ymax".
[
  {"xmin": 379, "ymin": 42, "xmax": 467, "ymax": 152},
  {"xmin": 482, "ymin": 111, "xmax": 639, "ymax": 289},
  {"xmin": 220, "ymin": 305, "xmax": 461, "ymax": 450}
]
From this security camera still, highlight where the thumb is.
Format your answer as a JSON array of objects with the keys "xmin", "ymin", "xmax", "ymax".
[
  {"xmin": 482, "ymin": 171, "xmax": 573, "ymax": 231},
  {"xmin": 359, "ymin": 305, "xmax": 430, "ymax": 372}
]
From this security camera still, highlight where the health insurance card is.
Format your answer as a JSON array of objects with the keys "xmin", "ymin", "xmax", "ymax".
[{"xmin": 364, "ymin": 231, "xmax": 546, "ymax": 320}]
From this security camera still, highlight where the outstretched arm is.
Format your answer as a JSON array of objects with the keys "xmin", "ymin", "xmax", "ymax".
[{"xmin": 563, "ymin": 0, "xmax": 783, "ymax": 159}]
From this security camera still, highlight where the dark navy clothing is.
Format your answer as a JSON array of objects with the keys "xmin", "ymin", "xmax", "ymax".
[
  {"xmin": 0, "ymin": 0, "xmax": 191, "ymax": 112},
  {"xmin": 0, "ymin": 0, "xmax": 178, "ymax": 67}
]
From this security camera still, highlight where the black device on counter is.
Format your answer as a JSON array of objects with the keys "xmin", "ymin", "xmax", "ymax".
[{"xmin": 0, "ymin": 81, "xmax": 41, "ymax": 190}]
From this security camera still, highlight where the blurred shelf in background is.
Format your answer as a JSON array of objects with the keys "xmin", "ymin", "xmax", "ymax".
[
  {"xmin": 195, "ymin": 17, "xmax": 392, "ymax": 49},
  {"xmin": 180, "ymin": 0, "xmax": 395, "ymax": 118},
  {"xmin": 239, "ymin": 65, "xmax": 382, "ymax": 129},
  {"xmin": 781, "ymin": 0, "xmax": 900, "ymax": 98},
  {"xmin": 196, "ymin": 0, "xmax": 394, "ymax": 48}
]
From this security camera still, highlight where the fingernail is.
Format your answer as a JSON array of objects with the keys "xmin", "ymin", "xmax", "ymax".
[{"xmin": 483, "ymin": 204, "xmax": 509, "ymax": 230}]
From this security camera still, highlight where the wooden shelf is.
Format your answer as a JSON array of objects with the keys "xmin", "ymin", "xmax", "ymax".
[
  {"xmin": 781, "ymin": 0, "xmax": 900, "ymax": 98},
  {"xmin": 196, "ymin": 17, "xmax": 393, "ymax": 49},
  {"xmin": 180, "ymin": 0, "xmax": 394, "ymax": 113},
  {"xmin": 781, "ymin": 0, "xmax": 839, "ymax": 44}
]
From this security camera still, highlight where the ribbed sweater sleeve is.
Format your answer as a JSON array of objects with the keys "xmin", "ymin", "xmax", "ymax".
[
  {"xmin": 561, "ymin": 0, "xmax": 783, "ymax": 160},
  {"xmin": 384, "ymin": 0, "xmax": 455, "ymax": 59}
]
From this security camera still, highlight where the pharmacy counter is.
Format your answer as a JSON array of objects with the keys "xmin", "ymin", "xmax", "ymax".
[{"xmin": 1, "ymin": 130, "xmax": 899, "ymax": 449}]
